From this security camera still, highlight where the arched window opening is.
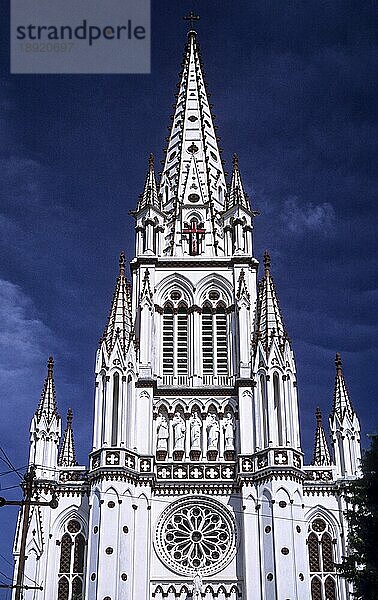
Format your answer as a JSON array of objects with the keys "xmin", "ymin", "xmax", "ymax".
[
  {"xmin": 111, "ymin": 372, "xmax": 120, "ymax": 446},
  {"xmin": 101, "ymin": 374, "xmax": 107, "ymax": 445},
  {"xmin": 58, "ymin": 520, "xmax": 85, "ymax": 600},
  {"xmin": 311, "ymin": 577, "xmax": 322, "ymax": 600},
  {"xmin": 273, "ymin": 373, "xmax": 283, "ymax": 445},
  {"xmin": 260, "ymin": 375, "xmax": 269, "ymax": 447},
  {"xmin": 308, "ymin": 517, "xmax": 337, "ymax": 600},
  {"xmin": 162, "ymin": 303, "xmax": 189, "ymax": 378}
]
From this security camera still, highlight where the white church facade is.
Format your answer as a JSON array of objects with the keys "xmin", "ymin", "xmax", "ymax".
[{"xmin": 12, "ymin": 29, "xmax": 362, "ymax": 600}]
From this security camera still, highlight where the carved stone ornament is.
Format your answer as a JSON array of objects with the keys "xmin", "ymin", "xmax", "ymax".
[{"xmin": 154, "ymin": 496, "xmax": 237, "ymax": 577}]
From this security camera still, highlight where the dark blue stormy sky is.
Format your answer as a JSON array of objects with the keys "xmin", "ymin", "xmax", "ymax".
[{"xmin": 0, "ymin": 0, "xmax": 376, "ymax": 583}]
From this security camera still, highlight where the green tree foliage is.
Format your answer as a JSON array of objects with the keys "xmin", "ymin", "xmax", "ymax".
[{"xmin": 338, "ymin": 435, "xmax": 378, "ymax": 598}]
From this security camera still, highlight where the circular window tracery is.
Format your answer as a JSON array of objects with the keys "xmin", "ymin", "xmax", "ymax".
[{"xmin": 155, "ymin": 496, "xmax": 237, "ymax": 576}]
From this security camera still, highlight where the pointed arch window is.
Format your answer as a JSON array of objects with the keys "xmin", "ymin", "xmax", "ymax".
[
  {"xmin": 58, "ymin": 519, "xmax": 85, "ymax": 600},
  {"xmin": 273, "ymin": 372, "xmax": 283, "ymax": 445},
  {"xmin": 201, "ymin": 303, "xmax": 228, "ymax": 377},
  {"xmin": 307, "ymin": 517, "xmax": 337, "ymax": 600},
  {"xmin": 111, "ymin": 372, "xmax": 120, "ymax": 446},
  {"xmin": 162, "ymin": 303, "xmax": 188, "ymax": 377}
]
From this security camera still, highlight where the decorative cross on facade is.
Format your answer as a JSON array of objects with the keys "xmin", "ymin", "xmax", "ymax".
[
  {"xmin": 125, "ymin": 454, "xmax": 135, "ymax": 468},
  {"xmin": 183, "ymin": 219, "xmax": 206, "ymax": 256},
  {"xmin": 106, "ymin": 453, "xmax": 119, "ymax": 465},
  {"xmin": 183, "ymin": 12, "xmax": 200, "ymax": 30},
  {"xmin": 158, "ymin": 467, "xmax": 170, "ymax": 479},
  {"xmin": 223, "ymin": 467, "xmax": 234, "ymax": 479},
  {"xmin": 275, "ymin": 452, "xmax": 287, "ymax": 465},
  {"xmin": 174, "ymin": 467, "xmax": 187, "ymax": 479},
  {"xmin": 206, "ymin": 467, "xmax": 219, "ymax": 479},
  {"xmin": 140, "ymin": 460, "xmax": 150, "ymax": 472},
  {"xmin": 191, "ymin": 467, "xmax": 202, "ymax": 479}
]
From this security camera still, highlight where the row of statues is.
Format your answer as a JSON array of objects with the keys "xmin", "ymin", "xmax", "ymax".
[{"xmin": 156, "ymin": 410, "xmax": 235, "ymax": 453}]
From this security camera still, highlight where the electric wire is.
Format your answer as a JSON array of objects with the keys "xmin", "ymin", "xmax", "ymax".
[{"xmin": 0, "ymin": 448, "xmax": 23, "ymax": 479}]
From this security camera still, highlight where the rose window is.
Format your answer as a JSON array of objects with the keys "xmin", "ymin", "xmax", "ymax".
[{"xmin": 155, "ymin": 497, "xmax": 237, "ymax": 576}]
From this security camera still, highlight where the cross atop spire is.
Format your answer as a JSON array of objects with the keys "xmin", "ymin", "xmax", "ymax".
[
  {"xmin": 332, "ymin": 352, "xmax": 355, "ymax": 421},
  {"xmin": 312, "ymin": 407, "xmax": 332, "ymax": 466},
  {"xmin": 183, "ymin": 11, "xmax": 200, "ymax": 32},
  {"xmin": 36, "ymin": 356, "xmax": 59, "ymax": 423}
]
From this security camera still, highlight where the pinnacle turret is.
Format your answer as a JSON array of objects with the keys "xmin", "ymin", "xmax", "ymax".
[
  {"xmin": 103, "ymin": 252, "xmax": 133, "ymax": 355},
  {"xmin": 254, "ymin": 252, "xmax": 288, "ymax": 352},
  {"xmin": 227, "ymin": 154, "xmax": 250, "ymax": 210},
  {"xmin": 36, "ymin": 356, "xmax": 58, "ymax": 423},
  {"xmin": 332, "ymin": 353, "xmax": 355, "ymax": 421},
  {"xmin": 58, "ymin": 408, "xmax": 77, "ymax": 468},
  {"xmin": 312, "ymin": 407, "xmax": 332, "ymax": 466},
  {"xmin": 135, "ymin": 153, "xmax": 160, "ymax": 212}
]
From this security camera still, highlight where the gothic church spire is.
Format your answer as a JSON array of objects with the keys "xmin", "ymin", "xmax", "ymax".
[
  {"xmin": 103, "ymin": 252, "xmax": 133, "ymax": 355},
  {"xmin": 312, "ymin": 407, "xmax": 332, "ymax": 466},
  {"xmin": 254, "ymin": 252, "xmax": 288, "ymax": 352},
  {"xmin": 331, "ymin": 352, "xmax": 355, "ymax": 421},
  {"xmin": 159, "ymin": 31, "xmax": 226, "ymax": 213},
  {"xmin": 36, "ymin": 356, "xmax": 58, "ymax": 423},
  {"xmin": 136, "ymin": 153, "xmax": 160, "ymax": 212},
  {"xmin": 58, "ymin": 408, "xmax": 77, "ymax": 467},
  {"xmin": 227, "ymin": 154, "xmax": 249, "ymax": 210}
]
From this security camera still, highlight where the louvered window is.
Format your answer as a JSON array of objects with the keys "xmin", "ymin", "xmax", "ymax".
[
  {"xmin": 202, "ymin": 306, "xmax": 213, "ymax": 374},
  {"xmin": 215, "ymin": 306, "xmax": 227, "ymax": 374},
  {"xmin": 177, "ymin": 307, "xmax": 188, "ymax": 375},
  {"xmin": 308, "ymin": 518, "xmax": 337, "ymax": 600},
  {"xmin": 162, "ymin": 303, "xmax": 188, "ymax": 377},
  {"xmin": 58, "ymin": 520, "xmax": 85, "ymax": 600},
  {"xmin": 202, "ymin": 304, "xmax": 229, "ymax": 376},
  {"xmin": 163, "ymin": 306, "xmax": 174, "ymax": 375}
]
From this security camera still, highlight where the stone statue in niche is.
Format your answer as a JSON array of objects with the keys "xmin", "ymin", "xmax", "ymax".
[
  {"xmin": 223, "ymin": 412, "xmax": 235, "ymax": 450},
  {"xmin": 190, "ymin": 411, "xmax": 202, "ymax": 449},
  {"xmin": 192, "ymin": 571, "xmax": 203, "ymax": 598},
  {"xmin": 207, "ymin": 414, "xmax": 220, "ymax": 450},
  {"xmin": 172, "ymin": 412, "xmax": 186, "ymax": 451},
  {"xmin": 156, "ymin": 414, "xmax": 169, "ymax": 452}
]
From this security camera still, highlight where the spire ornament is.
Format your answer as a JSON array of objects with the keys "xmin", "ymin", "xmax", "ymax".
[
  {"xmin": 58, "ymin": 408, "xmax": 77, "ymax": 468},
  {"xmin": 103, "ymin": 254, "xmax": 133, "ymax": 355},
  {"xmin": 253, "ymin": 252, "xmax": 288, "ymax": 353},
  {"xmin": 36, "ymin": 356, "xmax": 59, "ymax": 423},
  {"xmin": 312, "ymin": 407, "xmax": 332, "ymax": 466},
  {"xmin": 183, "ymin": 11, "xmax": 200, "ymax": 32},
  {"xmin": 332, "ymin": 352, "xmax": 355, "ymax": 421}
]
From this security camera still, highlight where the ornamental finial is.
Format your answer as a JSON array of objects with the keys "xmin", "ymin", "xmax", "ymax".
[
  {"xmin": 47, "ymin": 356, "xmax": 54, "ymax": 379},
  {"xmin": 148, "ymin": 153, "xmax": 154, "ymax": 170},
  {"xmin": 233, "ymin": 153, "xmax": 239, "ymax": 168},
  {"xmin": 263, "ymin": 250, "xmax": 271, "ymax": 273},
  {"xmin": 335, "ymin": 352, "xmax": 342, "ymax": 374},
  {"xmin": 316, "ymin": 406, "xmax": 322, "ymax": 425},
  {"xmin": 119, "ymin": 251, "xmax": 126, "ymax": 277},
  {"xmin": 67, "ymin": 408, "xmax": 73, "ymax": 425},
  {"xmin": 183, "ymin": 11, "xmax": 200, "ymax": 33}
]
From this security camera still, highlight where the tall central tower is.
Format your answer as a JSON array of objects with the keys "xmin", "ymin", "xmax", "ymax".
[{"xmin": 86, "ymin": 28, "xmax": 308, "ymax": 599}]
